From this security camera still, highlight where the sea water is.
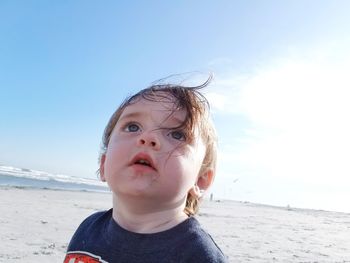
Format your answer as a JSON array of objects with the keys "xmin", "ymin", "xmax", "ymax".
[{"xmin": 0, "ymin": 165, "xmax": 109, "ymax": 192}]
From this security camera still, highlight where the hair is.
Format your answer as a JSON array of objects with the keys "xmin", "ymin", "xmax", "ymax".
[{"xmin": 98, "ymin": 75, "xmax": 217, "ymax": 216}]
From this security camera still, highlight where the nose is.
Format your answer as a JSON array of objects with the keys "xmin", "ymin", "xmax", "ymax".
[{"xmin": 137, "ymin": 131, "xmax": 161, "ymax": 150}]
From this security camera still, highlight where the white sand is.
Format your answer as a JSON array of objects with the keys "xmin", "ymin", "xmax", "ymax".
[{"xmin": 1, "ymin": 187, "xmax": 350, "ymax": 262}]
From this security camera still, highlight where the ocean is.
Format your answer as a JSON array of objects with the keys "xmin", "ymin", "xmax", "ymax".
[{"xmin": 0, "ymin": 165, "xmax": 109, "ymax": 192}]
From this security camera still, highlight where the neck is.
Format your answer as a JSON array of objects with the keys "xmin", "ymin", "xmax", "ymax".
[{"xmin": 112, "ymin": 194, "xmax": 189, "ymax": 234}]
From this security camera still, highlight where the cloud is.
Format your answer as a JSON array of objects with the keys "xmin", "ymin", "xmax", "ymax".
[{"xmin": 210, "ymin": 43, "xmax": 350, "ymax": 189}]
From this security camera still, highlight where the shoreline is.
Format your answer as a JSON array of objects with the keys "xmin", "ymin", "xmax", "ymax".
[
  {"xmin": 1, "ymin": 187, "xmax": 350, "ymax": 262},
  {"xmin": 4, "ymin": 184, "xmax": 349, "ymax": 215}
]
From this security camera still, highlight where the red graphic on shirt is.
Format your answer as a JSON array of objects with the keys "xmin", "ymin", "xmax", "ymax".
[{"xmin": 64, "ymin": 251, "xmax": 108, "ymax": 263}]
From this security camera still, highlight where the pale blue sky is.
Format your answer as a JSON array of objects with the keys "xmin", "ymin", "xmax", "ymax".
[{"xmin": 1, "ymin": 1, "xmax": 350, "ymax": 212}]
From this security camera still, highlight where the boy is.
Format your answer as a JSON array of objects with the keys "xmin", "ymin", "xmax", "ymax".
[{"xmin": 64, "ymin": 78, "xmax": 228, "ymax": 263}]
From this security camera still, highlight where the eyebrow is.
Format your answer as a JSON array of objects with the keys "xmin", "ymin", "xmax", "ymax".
[
  {"xmin": 118, "ymin": 111, "xmax": 144, "ymax": 122},
  {"xmin": 161, "ymin": 113, "xmax": 184, "ymax": 126},
  {"xmin": 119, "ymin": 110, "xmax": 185, "ymax": 127}
]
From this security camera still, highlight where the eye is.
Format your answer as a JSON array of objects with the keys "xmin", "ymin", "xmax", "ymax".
[
  {"xmin": 124, "ymin": 123, "xmax": 140, "ymax": 132},
  {"xmin": 169, "ymin": 130, "xmax": 186, "ymax": 141}
]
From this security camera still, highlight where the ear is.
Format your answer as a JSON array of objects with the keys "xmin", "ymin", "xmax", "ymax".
[
  {"xmin": 189, "ymin": 169, "xmax": 214, "ymax": 198},
  {"xmin": 100, "ymin": 154, "xmax": 106, "ymax": 182},
  {"xmin": 196, "ymin": 169, "xmax": 214, "ymax": 192}
]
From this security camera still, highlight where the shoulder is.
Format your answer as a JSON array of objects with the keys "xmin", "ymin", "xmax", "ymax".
[
  {"xmin": 80, "ymin": 209, "xmax": 111, "ymax": 226},
  {"xmin": 67, "ymin": 209, "xmax": 112, "ymax": 251},
  {"xmin": 75, "ymin": 209, "xmax": 111, "ymax": 233},
  {"xmin": 178, "ymin": 217, "xmax": 229, "ymax": 263}
]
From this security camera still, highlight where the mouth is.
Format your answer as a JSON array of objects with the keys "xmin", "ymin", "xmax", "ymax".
[{"xmin": 130, "ymin": 153, "xmax": 156, "ymax": 170}]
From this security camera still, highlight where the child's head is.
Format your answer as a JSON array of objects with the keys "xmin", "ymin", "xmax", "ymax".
[{"xmin": 98, "ymin": 78, "xmax": 217, "ymax": 216}]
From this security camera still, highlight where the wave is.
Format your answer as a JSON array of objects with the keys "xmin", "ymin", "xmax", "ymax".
[{"xmin": 0, "ymin": 165, "xmax": 109, "ymax": 192}]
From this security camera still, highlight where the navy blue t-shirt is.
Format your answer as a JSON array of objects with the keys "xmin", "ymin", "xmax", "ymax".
[{"xmin": 64, "ymin": 209, "xmax": 228, "ymax": 263}]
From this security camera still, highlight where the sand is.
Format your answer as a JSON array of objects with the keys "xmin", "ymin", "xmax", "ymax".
[{"xmin": 1, "ymin": 187, "xmax": 350, "ymax": 262}]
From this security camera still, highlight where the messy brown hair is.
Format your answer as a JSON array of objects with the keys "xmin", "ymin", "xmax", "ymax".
[{"xmin": 98, "ymin": 76, "xmax": 217, "ymax": 216}]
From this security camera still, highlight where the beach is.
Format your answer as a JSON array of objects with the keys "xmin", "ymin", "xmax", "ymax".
[{"xmin": 1, "ymin": 187, "xmax": 350, "ymax": 263}]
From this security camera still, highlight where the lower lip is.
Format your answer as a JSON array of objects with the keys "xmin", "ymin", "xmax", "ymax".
[{"xmin": 130, "ymin": 164, "xmax": 156, "ymax": 173}]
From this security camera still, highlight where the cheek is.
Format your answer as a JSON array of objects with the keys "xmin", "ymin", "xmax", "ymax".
[
  {"xmin": 166, "ymin": 154, "xmax": 201, "ymax": 185},
  {"xmin": 185, "ymin": 146, "xmax": 205, "ymax": 174},
  {"xmin": 104, "ymin": 143, "xmax": 126, "ymax": 171}
]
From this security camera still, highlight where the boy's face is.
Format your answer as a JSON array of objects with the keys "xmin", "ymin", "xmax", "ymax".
[{"xmin": 100, "ymin": 96, "xmax": 208, "ymax": 208}]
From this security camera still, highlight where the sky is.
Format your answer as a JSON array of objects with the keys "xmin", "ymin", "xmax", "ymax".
[{"xmin": 1, "ymin": 1, "xmax": 350, "ymax": 213}]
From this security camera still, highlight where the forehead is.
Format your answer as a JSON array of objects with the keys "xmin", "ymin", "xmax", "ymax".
[{"xmin": 120, "ymin": 97, "xmax": 187, "ymax": 122}]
